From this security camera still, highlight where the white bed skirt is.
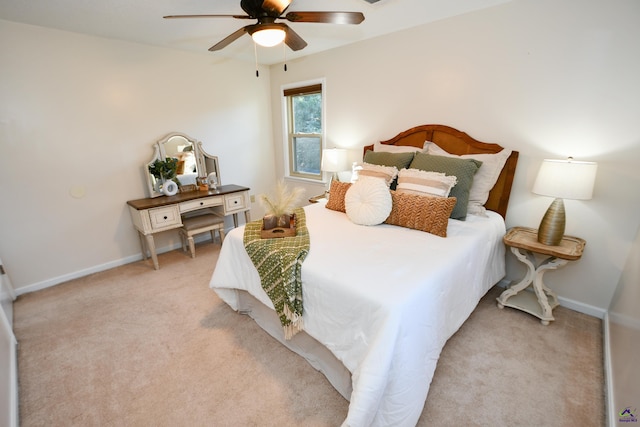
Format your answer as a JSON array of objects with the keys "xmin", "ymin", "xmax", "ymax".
[{"xmin": 222, "ymin": 288, "xmax": 353, "ymax": 400}]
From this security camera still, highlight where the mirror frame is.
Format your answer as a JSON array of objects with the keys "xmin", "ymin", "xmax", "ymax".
[{"xmin": 145, "ymin": 132, "xmax": 221, "ymax": 198}]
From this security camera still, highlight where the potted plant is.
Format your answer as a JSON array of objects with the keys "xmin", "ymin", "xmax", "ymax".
[{"xmin": 148, "ymin": 157, "xmax": 180, "ymax": 194}]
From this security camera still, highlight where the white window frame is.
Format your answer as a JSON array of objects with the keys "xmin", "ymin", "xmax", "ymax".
[{"xmin": 281, "ymin": 78, "xmax": 326, "ymax": 183}]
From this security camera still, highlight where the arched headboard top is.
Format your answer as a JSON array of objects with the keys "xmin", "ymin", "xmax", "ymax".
[{"xmin": 362, "ymin": 124, "xmax": 519, "ymax": 219}]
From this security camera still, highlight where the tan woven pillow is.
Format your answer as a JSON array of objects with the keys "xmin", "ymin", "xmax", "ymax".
[
  {"xmin": 384, "ymin": 191, "xmax": 457, "ymax": 237},
  {"xmin": 325, "ymin": 181, "xmax": 352, "ymax": 212}
]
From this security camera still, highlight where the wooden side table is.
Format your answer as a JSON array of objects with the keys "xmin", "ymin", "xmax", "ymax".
[{"xmin": 496, "ymin": 227, "xmax": 586, "ymax": 325}]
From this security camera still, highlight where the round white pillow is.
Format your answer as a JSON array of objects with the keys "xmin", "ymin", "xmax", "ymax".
[{"xmin": 345, "ymin": 178, "xmax": 393, "ymax": 226}]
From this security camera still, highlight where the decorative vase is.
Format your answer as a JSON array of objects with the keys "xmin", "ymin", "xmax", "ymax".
[{"xmin": 162, "ymin": 180, "xmax": 178, "ymax": 196}]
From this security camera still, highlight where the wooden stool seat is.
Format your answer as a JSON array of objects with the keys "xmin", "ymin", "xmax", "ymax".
[{"xmin": 179, "ymin": 213, "xmax": 225, "ymax": 258}]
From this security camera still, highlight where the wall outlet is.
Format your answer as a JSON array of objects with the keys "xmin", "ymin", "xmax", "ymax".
[{"xmin": 250, "ymin": 194, "xmax": 255, "ymax": 203}]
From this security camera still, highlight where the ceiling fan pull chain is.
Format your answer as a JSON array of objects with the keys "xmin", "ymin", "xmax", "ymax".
[
  {"xmin": 254, "ymin": 41, "xmax": 259, "ymax": 77},
  {"xmin": 283, "ymin": 43, "xmax": 287, "ymax": 72}
]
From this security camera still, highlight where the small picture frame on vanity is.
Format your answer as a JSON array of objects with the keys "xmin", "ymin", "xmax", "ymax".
[{"xmin": 179, "ymin": 184, "xmax": 198, "ymax": 193}]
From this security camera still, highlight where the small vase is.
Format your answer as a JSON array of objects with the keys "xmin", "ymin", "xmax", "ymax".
[{"xmin": 162, "ymin": 180, "xmax": 178, "ymax": 196}]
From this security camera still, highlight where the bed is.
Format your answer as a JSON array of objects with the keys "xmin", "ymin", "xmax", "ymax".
[{"xmin": 210, "ymin": 124, "xmax": 519, "ymax": 426}]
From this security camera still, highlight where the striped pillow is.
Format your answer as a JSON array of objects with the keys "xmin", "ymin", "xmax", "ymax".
[
  {"xmin": 409, "ymin": 152, "xmax": 482, "ymax": 220},
  {"xmin": 358, "ymin": 162, "xmax": 399, "ymax": 188},
  {"xmin": 396, "ymin": 168, "xmax": 457, "ymax": 198}
]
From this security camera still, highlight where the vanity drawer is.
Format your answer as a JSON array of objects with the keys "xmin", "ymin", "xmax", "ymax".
[
  {"xmin": 149, "ymin": 206, "xmax": 181, "ymax": 230},
  {"xmin": 179, "ymin": 196, "xmax": 223, "ymax": 213},
  {"xmin": 224, "ymin": 192, "xmax": 248, "ymax": 213}
]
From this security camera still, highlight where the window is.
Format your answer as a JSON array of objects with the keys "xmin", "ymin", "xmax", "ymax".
[{"xmin": 283, "ymin": 82, "xmax": 324, "ymax": 180}]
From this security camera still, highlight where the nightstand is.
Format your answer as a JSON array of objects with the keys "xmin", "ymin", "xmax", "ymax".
[
  {"xmin": 308, "ymin": 193, "xmax": 327, "ymax": 204},
  {"xmin": 496, "ymin": 226, "xmax": 586, "ymax": 325}
]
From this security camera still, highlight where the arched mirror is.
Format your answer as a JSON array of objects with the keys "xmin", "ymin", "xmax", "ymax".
[
  {"xmin": 145, "ymin": 132, "xmax": 221, "ymax": 198},
  {"xmin": 195, "ymin": 141, "xmax": 221, "ymax": 190}
]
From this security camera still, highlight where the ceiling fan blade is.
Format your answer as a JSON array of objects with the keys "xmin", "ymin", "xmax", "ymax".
[
  {"xmin": 283, "ymin": 26, "xmax": 307, "ymax": 51},
  {"xmin": 163, "ymin": 14, "xmax": 251, "ymax": 19},
  {"xmin": 208, "ymin": 25, "xmax": 255, "ymax": 52},
  {"xmin": 285, "ymin": 11, "xmax": 365, "ymax": 25}
]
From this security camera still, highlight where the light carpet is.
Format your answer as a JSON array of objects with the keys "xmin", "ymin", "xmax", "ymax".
[{"xmin": 14, "ymin": 242, "xmax": 605, "ymax": 426}]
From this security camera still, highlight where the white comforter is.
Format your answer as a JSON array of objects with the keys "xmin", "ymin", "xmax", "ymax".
[{"xmin": 210, "ymin": 202, "xmax": 506, "ymax": 426}]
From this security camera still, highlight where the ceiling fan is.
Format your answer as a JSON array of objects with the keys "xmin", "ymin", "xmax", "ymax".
[{"xmin": 164, "ymin": 0, "xmax": 365, "ymax": 52}]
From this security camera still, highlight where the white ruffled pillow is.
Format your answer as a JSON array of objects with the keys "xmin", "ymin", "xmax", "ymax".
[
  {"xmin": 396, "ymin": 168, "xmax": 457, "ymax": 198},
  {"xmin": 427, "ymin": 143, "xmax": 512, "ymax": 216},
  {"xmin": 345, "ymin": 178, "xmax": 392, "ymax": 226}
]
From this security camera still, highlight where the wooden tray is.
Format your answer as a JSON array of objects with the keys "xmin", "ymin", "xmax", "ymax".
[{"xmin": 261, "ymin": 214, "xmax": 296, "ymax": 239}]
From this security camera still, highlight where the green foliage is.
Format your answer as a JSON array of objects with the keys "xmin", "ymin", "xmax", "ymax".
[
  {"xmin": 293, "ymin": 93, "xmax": 321, "ymax": 133},
  {"xmin": 148, "ymin": 157, "xmax": 179, "ymax": 182},
  {"xmin": 291, "ymin": 92, "xmax": 322, "ymax": 175},
  {"xmin": 293, "ymin": 137, "xmax": 321, "ymax": 174}
]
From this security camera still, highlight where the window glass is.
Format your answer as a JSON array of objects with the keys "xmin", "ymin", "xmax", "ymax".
[{"xmin": 284, "ymin": 83, "xmax": 323, "ymax": 180}]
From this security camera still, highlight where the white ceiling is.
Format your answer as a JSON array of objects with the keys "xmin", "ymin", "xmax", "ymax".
[{"xmin": 0, "ymin": 0, "xmax": 512, "ymax": 65}]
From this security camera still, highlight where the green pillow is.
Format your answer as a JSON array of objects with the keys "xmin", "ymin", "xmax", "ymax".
[
  {"xmin": 409, "ymin": 152, "xmax": 482, "ymax": 220},
  {"xmin": 363, "ymin": 150, "xmax": 415, "ymax": 189}
]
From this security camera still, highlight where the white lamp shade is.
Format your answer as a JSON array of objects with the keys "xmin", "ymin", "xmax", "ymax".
[
  {"xmin": 532, "ymin": 159, "xmax": 598, "ymax": 200},
  {"xmin": 321, "ymin": 148, "xmax": 349, "ymax": 173},
  {"xmin": 251, "ymin": 27, "xmax": 286, "ymax": 47}
]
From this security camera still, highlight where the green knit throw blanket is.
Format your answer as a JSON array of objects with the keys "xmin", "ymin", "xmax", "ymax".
[{"xmin": 243, "ymin": 207, "xmax": 310, "ymax": 340}]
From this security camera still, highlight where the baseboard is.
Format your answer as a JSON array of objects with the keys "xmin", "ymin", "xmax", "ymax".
[
  {"xmin": 556, "ymin": 296, "xmax": 607, "ymax": 319},
  {"xmin": 14, "ymin": 231, "xmax": 221, "ymax": 296},
  {"xmin": 15, "ymin": 252, "xmax": 145, "ymax": 296}
]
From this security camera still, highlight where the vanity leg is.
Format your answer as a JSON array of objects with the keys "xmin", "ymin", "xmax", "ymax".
[
  {"xmin": 138, "ymin": 233, "xmax": 149, "ymax": 260},
  {"xmin": 232, "ymin": 213, "xmax": 239, "ymax": 228},
  {"xmin": 244, "ymin": 210, "xmax": 251, "ymax": 223},
  {"xmin": 144, "ymin": 234, "xmax": 160, "ymax": 270}
]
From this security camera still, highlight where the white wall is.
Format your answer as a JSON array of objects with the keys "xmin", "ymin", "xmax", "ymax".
[
  {"xmin": 269, "ymin": 0, "xmax": 640, "ymax": 311},
  {"xmin": 0, "ymin": 20, "xmax": 277, "ymax": 293}
]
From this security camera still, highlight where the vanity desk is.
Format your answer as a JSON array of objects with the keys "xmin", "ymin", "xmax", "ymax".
[
  {"xmin": 127, "ymin": 185, "xmax": 250, "ymax": 270},
  {"xmin": 127, "ymin": 132, "xmax": 251, "ymax": 270}
]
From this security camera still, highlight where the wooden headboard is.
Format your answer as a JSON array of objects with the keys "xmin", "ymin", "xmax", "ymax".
[{"xmin": 363, "ymin": 124, "xmax": 519, "ymax": 219}]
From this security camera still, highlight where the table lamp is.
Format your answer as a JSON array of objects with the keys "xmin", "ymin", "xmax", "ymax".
[
  {"xmin": 532, "ymin": 157, "xmax": 597, "ymax": 245},
  {"xmin": 321, "ymin": 148, "xmax": 349, "ymax": 188}
]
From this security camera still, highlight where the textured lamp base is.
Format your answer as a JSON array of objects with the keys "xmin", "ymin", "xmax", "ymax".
[{"xmin": 537, "ymin": 198, "xmax": 565, "ymax": 246}]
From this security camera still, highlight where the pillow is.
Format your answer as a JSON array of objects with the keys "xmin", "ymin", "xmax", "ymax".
[
  {"xmin": 384, "ymin": 191, "xmax": 457, "ymax": 237},
  {"xmin": 358, "ymin": 162, "xmax": 399, "ymax": 188},
  {"xmin": 325, "ymin": 181, "xmax": 352, "ymax": 212},
  {"xmin": 363, "ymin": 150, "xmax": 415, "ymax": 189},
  {"xmin": 427, "ymin": 143, "xmax": 512, "ymax": 216},
  {"xmin": 345, "ymin": 178, "xmax": 392, "ymax": 226},
  {"xmin": 396, "ymin": 168, "xmax": 458, "ymax": 198},
  {"xmin": 409, "ymin": 152, "xmax": 481, "ymax": 220},
  {"xmin": 373, "ymin": 141, "xmax": 428, "ymax": 153}
]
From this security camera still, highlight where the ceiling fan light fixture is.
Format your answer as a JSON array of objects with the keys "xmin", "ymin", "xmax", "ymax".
[{"xmin": 251, "ymin": 27, "xmax": 286, "ymax": 47}]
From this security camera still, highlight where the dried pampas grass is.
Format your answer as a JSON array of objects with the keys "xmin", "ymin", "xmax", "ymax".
[{"xmin": 259, "ymin": 181, "xmax": 305, "ymax": 217}]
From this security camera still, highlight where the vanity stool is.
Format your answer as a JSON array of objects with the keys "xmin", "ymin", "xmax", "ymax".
[{"xmin": 179, "ymin": 213, "xmax": 225, "ymax": 258}]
